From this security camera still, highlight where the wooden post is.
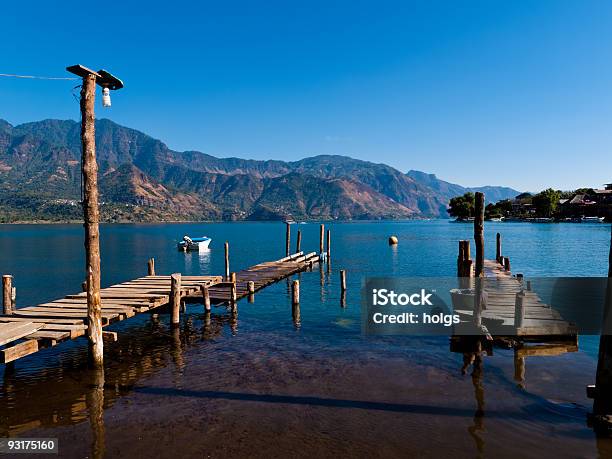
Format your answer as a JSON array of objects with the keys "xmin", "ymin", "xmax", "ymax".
[
  {"xmin": 326, "ymin": 229, "xmax": 331, "ymax": 260},
  {"xmin": 285, "ymin": 222, "xmax": 291, "ymax": 257},
  {"xmin": 201, "ymin": 285, "xmax": 211, "ymax": 312},
  {"xmin": 340, "ymin": 270, "xmax": 347, "ymax": 292},
  {"xmin": 2, "ymin": 275, "xmax": 13, "ymax": 315},
  {"xmin": 170, "ymin": 273, "xmax": 181, "ymax": 326},
  {"xmin": 292, "ymin": 279, "xmax": 300, "ymax": 305},
  {"xmin": 224, "ymin": 241, "xmax": 230, "ymax": 280},
  {"xmin": 230, "ymin": 272, "xmax": 237, "ymax": 283},
  {"xmin": 230, "ymin": 282, "xmax": 237, "ymax": 312},
  {"xmin": 296, "ymin": 230, "xmax": 302, "ymax": 253},
  {"xmin": 504, "ymin": 257, "xmax": 511, "ymax": 272},
  {"xmin": 81, "ymin": 74, "xmax": 104, "ymax": 369},
  {"xmin": 592, "ymin": 225, "xmax": 612, "ymax": 420},
  {"xmin": 148, "ymin": 258, "xmax": 155, "ymax": 276},
  {"xmin": 248, "ymin": 280, "xmax": 255, "ymax": 303},
  {"xmin": 319, "ymin": 224, "xmax": 325, "ymax": 255},
  {"xmin": 526, "ymin": 280, "xmax": 532, "ymax": 291},
  {"xmin": 474, "ymin": 192, "xmax": 485, "ymax": 277},
  {"xmin": 514, "ymin": 291, "xmax": 525, "ymax": 329},
  {"xmin": 81, "ymin": 281, "xmax": 87, "ymax": 292},
  {"xmin": 496, "ymin": 233, "xmax": 502, "ymax": 263},
  {"xmin": 457, "ymin": 241, "xmax": 465, "ymax": 277}
]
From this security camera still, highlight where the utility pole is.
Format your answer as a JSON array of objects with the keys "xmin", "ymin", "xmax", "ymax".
[{"xmin": 66, "ymin": 65, "xmax": 123, "ymax": 369}]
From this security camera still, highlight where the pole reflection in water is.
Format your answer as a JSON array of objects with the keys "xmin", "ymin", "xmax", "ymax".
[
  {"xmin": 0, "ymin": 312, "xmax": 231, "ymax": 441},
  {"xmin": 85, "ymin": 369, "xmax": 105, "ymax": 459},
  {"xmin": 292, "ymin": 301, "xmax": 301, "ymax": 330},
  {"xmin": 514, "ymin": 351, "xmax": 526, "ymax": 390},
  {"xmin": 460, "ymin": 340, "xmax": 485, "ymax": 457}
]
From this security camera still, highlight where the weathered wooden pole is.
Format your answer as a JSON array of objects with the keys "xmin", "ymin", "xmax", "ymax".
[
  {"xmin": 2, "ymin": 275, "xmax": 13, "ymax": 315},
  {"xmin": 201, "ymin": 284, "xmax": 211, "ymax": 312},
  {"xmin": 230, "ymin": 272, "xmax": 237, "ymax": 283},
  {"xmin": 81, "ymin": 73, "xmax": 104, "ymax": 368},
  {"xmin": 296, "ymin": 230, "xmax": 302, "ymax": 253},
  {"xmin": 592, "ymin": 224, "xmax": 612, "ymax": 423},
  {"xmin": 457, "ymin": 241, "xmax": 465, "ymax": 277},
  {"xmin": 230, "ymin": 281, "xmax": 237, "ymax": 313},
  {"xmin": 148, "ymin": 258, "xmax": 155, "ymax": 276},
  {"xmin": 67, "ymin": 64, "xmax": 123, "ymax": 367},
  {"xmin": 224, "ymin": 241, "xmax": 230, "ymax": 280},
  {"xmin": 81, "ymin": 281, "xmax": 87, "ymax": 292},
  {"xmin": 474, "ymin": 192, "xmax": 485, "ymax": 277},
  {"xmin": 170, "ymin": 273, "xmax": 181, "ymax": 326},
  {"xmin": 496, "ymin": 233, "xmax": 502, "ymax": 263},
  {"xmin": 319, "ymin": 224, "xmax": 325, "ymax": 255},
  {"xmin": 504, "ymin": 257, "xmax": 511, "ymax": 272},
  {"xmin": 248, "ymin": 280, "xmax": 255, "ymax": 303},
  {"xmin": 326, "ymin": 229, "xmax": 331, "ymax": 261},
  {"xmin": 292, "ymin": 279, "xmax": 300, "ymax": 305},
  {"xmin": 340, "ymin": 270, "xmax": 347, "ymax": 292},
  {"xmin": 514, "ymin": 291, "xmax": 525, "ymax": 329},
  {"xmin": 285, "ymin": 222, "xmax": 291, "ymax": 257}
]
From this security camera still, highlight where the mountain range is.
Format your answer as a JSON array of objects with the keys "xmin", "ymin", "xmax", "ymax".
[{"xmin": 0, "ymin": 118, "xmax": 521, "ymax": 222}]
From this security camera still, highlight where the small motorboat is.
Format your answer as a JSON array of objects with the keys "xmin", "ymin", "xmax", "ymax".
[
  {"xmin": 177, "ymin": 235, "xmax": 212, "ymax": 251},
  {"xmin": 581, "ymin": 216, "xmax": 606, "ymax": 223}
]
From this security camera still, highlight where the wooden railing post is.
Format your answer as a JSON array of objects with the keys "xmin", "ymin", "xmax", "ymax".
[
  {"xmin": 296, "ymin": 230, "xmax": 302, "ymax": 254},
  {"xmin": 496, "ymin": 232, "xmax": 502, "ymax": 263},
  {"xmin": 170, "ymin": 273, "xmax": 181, "ymax": 326},
  {"xmin": 474, "ymin": 192, "xmax": 485, "ymax": 277},
  {"xmin": 2, "ymin": 275, "xmax": 13, "ymax": 315},
  {"xmin": 285, "ymin": 222, "xmax": 291, "ymax": 257},
  {"xmin": 148, "ymin": 258, "xmax": 155, "ymax": 276}
]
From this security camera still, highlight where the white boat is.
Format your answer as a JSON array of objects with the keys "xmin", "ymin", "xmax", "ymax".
[
  {"xmin": 177, "ymin": 236, "xmax": 212, "ymax": 251},
  {"xmin": 488, "ymin": 217, "xmax": 504, "ymax": 222},
  {"xmin": 581, "ymin": 216, "xmax": 606, "ymax": 223}
]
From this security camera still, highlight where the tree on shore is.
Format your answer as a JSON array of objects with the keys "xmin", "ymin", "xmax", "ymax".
[
  {"xmin": 532, "ymin": 188, "xmax": 561, "ymax": 217},
  {"xmin": 448, "ymin": 192, "xmax": 475, "ymax": 219}
]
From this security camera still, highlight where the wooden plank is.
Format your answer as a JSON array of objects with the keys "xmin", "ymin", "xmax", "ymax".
[
  {"xmin": 0, "ymin": 322, "xmax": 43, "ymax": 346},
  {"xmin": 0, "ymin": 316, "xmax": 83, "ymax": 325},
  {"xmin": 1, "ymin": 340, "xmax": 39, "ymax": 363}
]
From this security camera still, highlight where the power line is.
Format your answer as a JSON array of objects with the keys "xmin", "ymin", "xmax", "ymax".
[{"xmin": 0, "ymin": 73, "xmax": 77, "ymax": 81}]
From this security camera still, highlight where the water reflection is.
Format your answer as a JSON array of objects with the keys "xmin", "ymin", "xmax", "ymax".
[{"xmin": 0, "ymin": 311, "xmax": 231, "ymax": 456}]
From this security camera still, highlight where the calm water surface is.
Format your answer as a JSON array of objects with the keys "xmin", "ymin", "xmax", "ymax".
[{"xmin": 0, "ymin": 221, "xmax": 611, "ymax": 458}]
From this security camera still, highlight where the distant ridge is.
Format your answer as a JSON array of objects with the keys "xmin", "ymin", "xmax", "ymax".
[{"xmin": 0, "ymin": 118, "xmax": 521, "ymax": 222}]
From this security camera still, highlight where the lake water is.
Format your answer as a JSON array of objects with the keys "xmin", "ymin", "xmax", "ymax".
[{"xmin": 0, "ymin": 221, "xmax": 611, "ymax": 458}]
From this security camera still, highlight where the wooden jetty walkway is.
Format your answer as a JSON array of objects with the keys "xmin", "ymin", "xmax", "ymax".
[
  {"xmin": 454, "ymin": 256, "xmax": 577, "ymax": 340},
  {"xmin": 0, "ymin": 252, "xmax": 319, "ymax": 364}
]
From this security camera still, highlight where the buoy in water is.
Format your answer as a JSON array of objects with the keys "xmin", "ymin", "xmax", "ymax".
[{"xmin": 388, "ymin": 236, "xmax": 398, "ymax": 245}]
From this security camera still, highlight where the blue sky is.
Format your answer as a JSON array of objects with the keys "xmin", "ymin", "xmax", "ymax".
[{"xmin": 1, "ymin": 0, "xmax": 611, "ymax": 191}]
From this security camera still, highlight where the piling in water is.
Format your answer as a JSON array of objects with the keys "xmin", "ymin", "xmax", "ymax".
[
  {"xmin": 340, "ymin": 270, "xmax": 347, "ymax": 292},
  {"xmin": 292, "ymin": 279, "xmax": 300, "ymax": 305},
  {"xmin": 224, "ymin": 242, "xmax": 230, "ymax": 280},
  {"xmin": 201, "ymin": 284, "xmax": 211, "ymax": 312},
  {"xmin": 2, "ymin": 275, "xmax": 13, "ymax": 315},
  {"xmin": 148, "ymin": 258, "xmax": 155, "ymax": 276},
  {"xmin": 171, "ymin": 273, "xmax": 181, "ymax": 326},
  {"xmin": 474, "ymin": 192, "xmax": 485, "ymax": 277}
]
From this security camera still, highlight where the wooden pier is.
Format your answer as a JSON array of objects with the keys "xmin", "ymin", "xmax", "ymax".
[
  {"xmin": 454, "ymin": 259, "xmax": 577, "ymax": 339},
  {"xmin": 0, "ymin": 252, "xmax": 319, "ymax": 364}
]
